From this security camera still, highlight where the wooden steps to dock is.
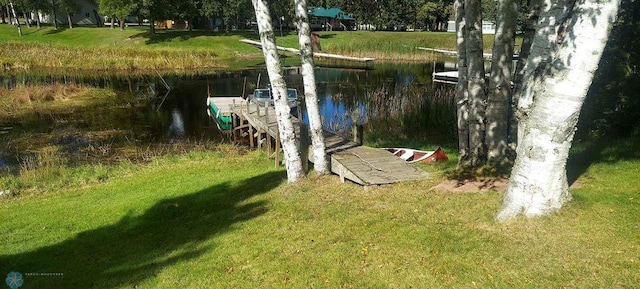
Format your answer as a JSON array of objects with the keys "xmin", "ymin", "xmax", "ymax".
[
  {"xmin": 208, "ymin": 97, "xmax": 429, "ymax": 186},
  {"xmin": 322, "ymin": 133, "xmax": 429, "ymax": 185}
]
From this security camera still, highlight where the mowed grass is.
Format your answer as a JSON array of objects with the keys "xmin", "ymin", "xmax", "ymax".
[
  {"xmin": 1, "ymin": 139, "xmax": 639, "ymax": 288},
  {"xmin": 0, "ymin": 25, "xmax": 263, "ymax": 71}
]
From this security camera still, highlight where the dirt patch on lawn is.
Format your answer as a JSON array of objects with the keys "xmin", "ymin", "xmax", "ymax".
[
  {"xmin": 432, "ymin": 178, "xmax": 584, "ymax": 193},
  {"xmin": 432, "ymin": 178, "xmax": 509, "ymax": 193}
]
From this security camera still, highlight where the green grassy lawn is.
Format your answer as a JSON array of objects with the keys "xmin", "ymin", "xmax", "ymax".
[
  {"xmin": 0, "ymin": 24, "xmax": 501, "ymax": 71},
  {"xmin": 0, "ymin": 25, "xmax": 264, "ymax": 71},
  {"xmin": 1, "ymin": 139, "xmax": 638, "ymax": 288},
  {"xmin": 277, "ymin": 30, "xmax": 499, "ymax": 61}
]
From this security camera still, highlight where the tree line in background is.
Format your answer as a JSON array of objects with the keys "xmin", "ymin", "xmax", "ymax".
[{"xmin": 0, "ymin": 0, "xmax": 513, "ymax": 32}]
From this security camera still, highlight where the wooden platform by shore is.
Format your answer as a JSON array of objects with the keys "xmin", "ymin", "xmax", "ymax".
[
  {"xmin": 240, "ymin": 39, "xmax": 376, "ymax": 63},
  {"xmin": 208, "ymin": 96, "xmax": 429, "ymax": 186}
]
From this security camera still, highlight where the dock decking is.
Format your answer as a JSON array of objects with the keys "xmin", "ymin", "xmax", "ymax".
[
  {"xmin": 322, "ymin": 133, "xmax": 430, "ymax": 185},
  {"xmin": 432, "ymin": 71, "xmax": 460, "ymax": 84},
  {"xmin": 208, "ymin": 97, "xmax": 429, "ymax": 186},
  {"xmin": 241, "ymin": 39, "xmax": 376, "ymax": 62}
]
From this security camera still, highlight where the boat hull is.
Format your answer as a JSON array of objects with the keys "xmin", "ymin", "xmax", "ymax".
[{"xmin": 383, "ymin": 147, "xmax": 449, "ymax": 163}]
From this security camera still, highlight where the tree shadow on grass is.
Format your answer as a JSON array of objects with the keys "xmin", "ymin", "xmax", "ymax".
[
  {"xmin": 0, "ymin": 171, "xmax": 285, "ymax": 288},
  {"xmin": 129, "ymin": 30, "xmax": 260, "ymax": 45},
  {"xmin": 567, "ymin": 137, "xmax": 640, "ymax": 185},
  {"xmin": 42, "ymin": 26, "xmax": 69, "ymax": 35}
]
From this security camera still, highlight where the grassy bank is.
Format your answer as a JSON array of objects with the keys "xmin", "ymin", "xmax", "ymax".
[
  {"xmin": 278, "ymin": 30, "xmax": 498, "ymax": 61},
  {"xmin": 1, "ymin": 25, "xmax": 499, "ymax": 72},
  {"xmin": 0, "ymin": 25, "xmax": 263, "ymax": 71},
  {"xmin": 0, "ymin": 83, "xmax": 224, "ymax": 194},
  {"xmin": 1, "ymin": 138, "xmax": 638, "ymax": 288}
]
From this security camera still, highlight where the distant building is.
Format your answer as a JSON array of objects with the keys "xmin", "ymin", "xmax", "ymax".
[
  {"xmin": 447, "ymin": 20, "xmax": 496, "ymax": 34},
  {"xmin": 308, "ymin": 7, "xmax": 355, "ymax": 31},
  {"xmin": 35, "ymin": 0, "xmax": 102, "ymax": 26}
]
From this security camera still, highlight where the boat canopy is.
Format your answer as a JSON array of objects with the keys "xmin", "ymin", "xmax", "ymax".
[{"xmin": 253, "ymin": 88, "xmax": 297, "ymax": 100}]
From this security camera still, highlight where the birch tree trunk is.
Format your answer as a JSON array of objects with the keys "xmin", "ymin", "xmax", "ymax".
[
  {"xmin": 150, "ymin": 19, "xmax": 155, "ymax": 35},
  {"xmin": 252, "ymin": 0, "xmax": 305, "ymax": 183},
  {"xmin": 51, "ymin": 0, "xmax": 58, "ymax": 31},
  {"xmin": 67, "ymin": 13, "xmax": 72, "ymax": 29},
  {"xmin": 464, "ymin": 0, "xmax": 487, "ymax": 167},
  {"xmin": 497, "ymin": 0, "xmax": 621, "ymax": 220},
  {"xmin": 9, "ymin": 1, "xmax": 22, "ymax": 36},
  {"xmin": 515, "ymin": 0, "xmax": 575, "ymax": 143},
  {"xmin": 455, "ymin": 0, "xmax": 470, "ymax": 166},
  {"xmin": 295, "ymin": 0, "xmax": 328, "ymax": 175},
  {"xmin": 509, "ymin": 0, "xmax": 543, "ymax": 148},
  {"xmin": 6, "ymin": 5, "xmax": 12, "ymax": 25},
  {"xmin": 486, "ymin": 0, "xmax": 517, "ymax": 167},
  {"xmin": 21, "ymin": 1, "xmax": 30, "ymax": 28},
  {"xmin": 36, "ymin": 3, "xmax": 42, "ymax": 29}
]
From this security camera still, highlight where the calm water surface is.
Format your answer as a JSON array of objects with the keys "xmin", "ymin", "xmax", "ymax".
[{"xmin": 0, "ymin": 62, "xmax": 457, "ymax": 170}]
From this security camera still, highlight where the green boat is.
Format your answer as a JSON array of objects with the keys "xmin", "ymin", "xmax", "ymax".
[{"xmin": 206, "ymin": 97, "xmax": 235, "ymax": 131}]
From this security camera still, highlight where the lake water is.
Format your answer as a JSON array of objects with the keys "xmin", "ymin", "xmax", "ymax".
[{"xmin": 0, "ymin": 61, "xmax": 457, "ymax": 170}]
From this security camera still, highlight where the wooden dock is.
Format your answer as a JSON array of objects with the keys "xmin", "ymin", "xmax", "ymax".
[
  {"xmin": 208, "ymin": 97, "xmax": 429, "ymax": 186},
  {"xmin": 241, "ymin": 39, "xmax": 376, "ymax": 62},
  {"xmin": 432, "ymin": 70, "xmax": 460, "ymax": 84},
  {"xmin": 321, "ymin": 133, "xmax": 430, "ymax": 185}
]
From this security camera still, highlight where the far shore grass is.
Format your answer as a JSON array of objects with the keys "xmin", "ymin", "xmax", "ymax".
[{"xmin": 0, "ymin": 24, "xmax": 501, "ymax": 72}]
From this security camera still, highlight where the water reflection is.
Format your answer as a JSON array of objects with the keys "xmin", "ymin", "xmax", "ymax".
[
  {"xmin": 0, "ymin": 62, "xmax": 457, "ymax": 171},
  {"xmin": 167, "ymin": 108, "xmax": 185, "ymax": 138}
]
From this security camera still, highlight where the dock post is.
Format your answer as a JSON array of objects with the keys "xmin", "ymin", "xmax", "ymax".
[
  {"xmin": 255, "ymin": 102, "xmax": 261, "ymax": 117},
  {"xmin": 232, "ymin": 100, "xmax": 238, "ymax": 141},
  {"xmin": 249, "ymin": 124, "xmax": 255, "ymax": 148},
  {"xmin": 265, "ymin": 105, "xmax": 272, "ymax": 153},
  {"xmin": 275, "ymin": 128, "xmax": 281, "ymax": 168},
  {"xmin": 353, "ymin": 124, "xmax": 364, "ymax": 146}
]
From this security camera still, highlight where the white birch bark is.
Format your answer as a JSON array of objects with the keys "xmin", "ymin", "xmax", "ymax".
[
  {"xmin": 509, "ymin": 0, "xmax": 543, "ymax": 148},
  {"xmin": 465, "ymin": 0, "xmax": 487, "ymax": 167},
  {"xmin": 486, "ymin": 0, "xmax": 517, "ymax": 166},
  {"xmin": 497, "ymin": 0, "xmax": 621, "ymax": 220},
  {"xmin": 9, "ymin": 1, "xmax": 22, "ymax": 36},
  {"xmin": 252, "ymin": 0, "xmax": 305, "ymax": 183},
  {"xmin": 516, "ymin": 0, "xmax": 574, "ymax": 143},
  {"xmin": 51, "ymin": 0, "xmax": 58, "ymax": 31},
  {"xmin": 455, "ymin": 0, "xmax": 470, "ymax": 166},
  {"xmin": 295, "ymin": 0, "xmax": 328, "ymax": 175}
]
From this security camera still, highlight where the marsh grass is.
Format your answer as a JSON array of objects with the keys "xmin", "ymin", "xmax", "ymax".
[
  {"xmin": 365, "ymin": 83, "xmax": 458, "ymax": 151},
  {"xmin": 277, "ymin": 31, "xmax": 502, "ymax": 62},
  {"xmin": 0, "ymin": 83, "xmax": 229, "ymax": 195}
]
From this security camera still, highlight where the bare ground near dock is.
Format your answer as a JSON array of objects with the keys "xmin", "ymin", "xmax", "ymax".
[{"xmin": 432, "ymin": 178, "xmax": 583, "ymax": 193}]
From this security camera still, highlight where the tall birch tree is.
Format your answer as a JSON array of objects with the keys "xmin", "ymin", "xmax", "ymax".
[
  {"xmin": 486, "ymin": 0, "xmax": 517, "ymax": 167},
  {"xmin": 454, "ymin": 0, "xmax": 470, "ymax": 166},
  {"xmin": 497, "ymin": 0, "xmax": 622, "ymax": 220},
  {"xmin": 464, "ymin": 0, "xmax": 487, "ymax": 167},
  {"xmin": 8, "ymin": 1, "xmax": 21, "ymax": 36},
  {"xmin": 294, "ymin": 0, "xmax": 328, "ymax": 175},
  {"xmin": 252, "ymin": 0, "xmax": 305, "ymax": 183},
  {"xmin": 50, "ymin": 0, "xmax": 58, "ymax": 30},
  {"xmin": 509, "ymin": 0, "xmax": 544, "ymax": 148}
]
